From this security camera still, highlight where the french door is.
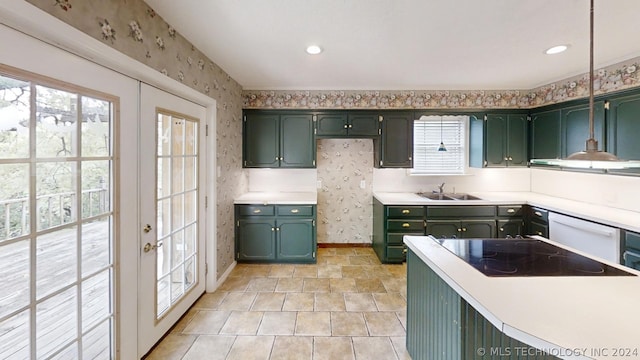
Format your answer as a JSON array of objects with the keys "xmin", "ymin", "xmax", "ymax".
[{"xmin": 138, "ymin": 84, "xmax": 207, "ymax": 356}]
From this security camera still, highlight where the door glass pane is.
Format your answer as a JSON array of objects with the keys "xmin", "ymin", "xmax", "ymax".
[
  {"xmin": 36, "ymin": 226, "xmax": 77, "ymax": 300},
  {"xmin": 81, "ymin": 160, "xmax": 110, "ymax": 219},
  {"xmin": 0, "ymin": 239, "xmax": 29, "ymax": 318},
  {"xmin": 36, "ymin": 286, "xmax": 77, "ymax": 359},
  {"xmin": 0, "ymin": 164, "xmax": 29, "ymax": 242},
  {"xmin": 82, "ymin": 217, "xmax": 111, "ymax": 276},
  {"xmin": 0, "ymin": 75, "xmax": 30, "ymax": 159},
  {"xmin": 155, "ymin": 112, "xmax": 198, "ymax": 318},
  {"xmin": 0, "ymin": 309, "xmax": 29, "ymax": 360},
  {"xmin": 35, "ymin": 85, "xmax": 78, "ymax": 158},
  {"xmin": 36, "ymin": 162, "xmax": 77, "ymax": 231},
  {"xmin": 81, "ymin": 97, "xmax": 110, "ymax": 157},
  {"xmin": 83, "ymin": 320, "xmax": 112, "ymax": 360},
  {"xmin": 82, "ymin": 270, "xmax": 111, "ymax": 332}
]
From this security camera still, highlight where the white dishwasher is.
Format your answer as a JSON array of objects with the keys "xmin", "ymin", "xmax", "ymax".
[{"xmin": 548, "ymin": 212, "xmax": 621, "ymax": 263}]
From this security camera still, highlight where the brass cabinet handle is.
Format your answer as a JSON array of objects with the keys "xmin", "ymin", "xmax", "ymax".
[
  {"xmin": 253, "ymin": 209, "xmax": 262, "ymax": 214},
  {"xmin": 290, "ymin": 208, "xmax": 299, "ymax": 213},
  {"xmin": 507, "ymin": 208, "xmax": 515, "ymax": 213},
  {"xmin": 402, "ymin": 223, "xmax": 411, "ymax": 228},
  {"xmin": 534, "ymin": 211, "xmax": 542, "ymax": 217},
  {"xmin": 537, "ymin": 231, "xmax": 543, "ymax": 236},
  {"xmin": 402, "ymin": 209, "xmax": 410, "ymax": 214},
  {"xmin": 462, "ymin": 228, "xmax": 467, "ymax": 232},
  {"xmin": 403, "ymin": 248, "xmax": 408, "ymax": 254},
  {"xmin": 508, "ymin": 157, "xmax": 513, "ymax": 161},
  {"xmin": 457, "ymin": 228, "xmax": 462, "ymax": 232},
  {"xmin": 499, "ymin": 227, "xmax": 504, "ymax": 231},
  {"xmin": 504, "ymin": 157, "xmax": 509, "ymax": 161}
]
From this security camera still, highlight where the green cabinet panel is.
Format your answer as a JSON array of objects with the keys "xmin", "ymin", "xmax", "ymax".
[
  {"xmin": 484, "ymin": 113, "xmax": 528, "ymax": 167},
  {"xmin": 373, "ymin": 198, "xmax": 423, "ymax": 263},
  {"xmin": 277, "ymin": 205, "xmax": 314, "ymax": 216},
  {"xmin": 278, "ymin": 219, "xmax": 316, "ymax": 261},
  {"xmin": 497, "ymin": 205, "xmax": 523, "ymax": 217},
  {"xmin": 427, "ymin": 205, "xmax": 496, "ymax": 218},
  {"xmin": 243, "ymin": 113, "xmax": 279, "ymax": 168},
  {"xmin": 462, "ymin": 220, "xmax": 496, "ymax": 238},
  {"xmin": 237, "ymin": 205, "xmax": 275, "ymax": 216},
  {"xmin": 525, "ymin": 205, "xmax": 549, "ymax": 237},
  {"xmin": 498, "ymin": 219, "xmax": 524, "ymax": 238},
  {"xmin": 561, "ymin": 101, "xmax": 605, "ymax": 158},
  {"xmin": 608, "ymin": 93, "xmax": 640, "ymax": 160},
  {"xmin": 624, "ymin": 231, "xmax": 640, "ymax": 270},
  {"xmin": 315, "ymin": 112, "xmax": 379, "ymax": 138},
  {"xmin": 426, "ymin": 220, "xmax": 461, "ymax": 239},
  {"xmin": 530, "ymin": 109, "xmax": 561, "ymax": 160},
  {"xmin": 375, "ymin": 111, "xmax": 414, "ymax": 168},
  {"xmin": 243, "ymin": 111, "xmax": 316, "ymax": 168},
  {"xmin": 237, "ymin": 219, "xmax": 276, "ymax": 261}
]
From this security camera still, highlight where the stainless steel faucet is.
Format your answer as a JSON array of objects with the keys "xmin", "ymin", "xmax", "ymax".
[{"xmin": 437, "ymin": 182, "xmax": 445, "ymax": 194}]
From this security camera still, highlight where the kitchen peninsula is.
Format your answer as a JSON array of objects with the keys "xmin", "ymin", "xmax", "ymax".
[{"xmin": 404, "ymin": 235, "xmax": 640, "ymax": 360}]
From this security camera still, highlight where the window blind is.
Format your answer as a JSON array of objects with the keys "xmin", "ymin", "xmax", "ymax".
[{"xmin": 412, "ymin": 115, "xmax": 467, "ymax": 174}]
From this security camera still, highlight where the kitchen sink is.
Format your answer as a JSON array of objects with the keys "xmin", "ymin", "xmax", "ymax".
[{"xmin": 416, "ymin": 192, "xmax": 482, "ymax": 201}]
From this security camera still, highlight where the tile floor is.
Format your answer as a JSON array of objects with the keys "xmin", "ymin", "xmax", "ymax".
[{"xmin": 145, "ymin": 247, "xmax": 411, "ymax": 360}]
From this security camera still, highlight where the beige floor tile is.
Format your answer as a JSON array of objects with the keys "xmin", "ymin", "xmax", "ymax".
[
  {"xmin": 373, "ymin": 293, "xmax": 406, "ymax": 312},
  {"xmin": 396, "ymin": 311, "xmax": 407, "ymax": 330},
  {"xmin": 354, "ymin": 278, "xmax": 387, "ymax": 293},
  {"xmin": 312, "ymin": 336, "xmax": 355, "ymax": 360},
  {"xmin": 381, "ymin": 278, "xmax": 407, "ymax": 293},
  {"xmin": 275, "ymin": 278, "xmax": 304, "ymax": 292},
  {"xmin": 171, "ymin": 308, "xmax": 198, "ymax": 333},
  {"xmin": 269, "ymin": 265, "xmax": 295, "ymax": 277},
  {"xmin": 383, "ymin": 264, "xmax": 407, "ymax": 278},
  {"xmin": 330, "ymin": 312, "xmax": 368, "ymax": 336},
  {"xmin": 218, "ymin": 276, "xmax": 251, "ymax": 292},
  {"xmin": 330, "ymin": 278, "xmax": 357, "ymax": 293},
  {"xmin": 293, "ymin": 265, "xmax": 318, "ymax": 278},
  {"xmin": 302, "ymin": 278, "xmax": 330, "ymax": 292},
  {"xmin": 344, "ymin": 293, "xmax": 377, "ymax": 312},
  {"xmin": 270, "ymin": 336, "xmax": 313, "ymax": 360},
  {"xmin": 145, "ymin": 334, "xmax": 197, "ymax": 360},
  {"xmin": 258, "ymin": 311, "xmax": 297, "ymax": 335},
  {"xmin": 348, "ymin": 255, "xmax": 377, "ymax": 265},
  {"xmin": 317, "ymin": 264, "xmax": 342, "ymax": 278},
  {"xmin": 226, "ymin": 335, "xmax": 275, "ymax": 360},
  {"xmin": 390, "ymin": 336, "xmax": 412, "ymax": 360},
  {"xmin": 282, "ymin": 292, "xmax": 315, "ymax": 311},
  {"xmin": 295, "ymin": 312, "xmax": 331, "ymax": 336},
  {"xmin": 220, "ymin": 311, "xmax": 264, "ymax": 335},
  {"xmin": 341, "ymin": 266, "xmax": 369, "ymax": 278},
  {"xmin": 334, "ymin": 248, "xmax": 358, "ymax": 256},
  {"xmin": 323, "ymin": 255, "xmax": 350, "ymax": 265},
  {"xmin": 353, "ymin": 247, "xmax": 375, "ymax": 256},
  {"xmin": 314, "ymin": 293, "xmax": 346, "ymax": 311},
  {"xmin": 191, "ymin": 292, "xmax": 228, "ymax": 310},
  {"xmin": 246, "ymin": 278, "xmax": 278, "ymax": 292},
  {"xmin": 244, "ymin": 265, "xmax": 273, "ymax": 278},
  {"xmin": 228, "ymin": 266, "xmax": 248, "ymax": 277},
  {"xmin": 352, "ymin": 336, "xmax": 398, "ymax": 360},
  {"xmin": 182, "ymin": 310, "xmax": 231, "ymax": 334},
  {"xmin": 366, "ymin": 265, "xmax": 394, "ymax": 278},
  {"xmin": 182, "ymin": 335, "xmax": 235, "ymax": 360},
  {"xmin": 251, "ymin": 292, "xmax": 286, "ymax": 311},
  {"xmin": 364, "ymin": 312, "xmax": 406, "ymax": 336},
  {"xmin": 317, "ymin": 247, "xmax": 337, "ymax": 256},
  {"xmin": 217, "ymin": 292, "xmax": 258, "ymax": 311}
]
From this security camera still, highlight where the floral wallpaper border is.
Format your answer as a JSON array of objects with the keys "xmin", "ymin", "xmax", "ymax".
[{"xmin": 243, "ymin": 57, "xmax": 640, "ymax": 110}]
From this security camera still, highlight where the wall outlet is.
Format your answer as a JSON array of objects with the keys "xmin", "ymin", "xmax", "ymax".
[{"xmin": 360, "ymin": 180, "xmax": 366, "ymax": 189}]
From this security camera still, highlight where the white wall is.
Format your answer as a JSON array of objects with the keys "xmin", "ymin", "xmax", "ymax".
[{"xmin": 248, "ymin": 169, "xmax": 318, "ymax": 192}]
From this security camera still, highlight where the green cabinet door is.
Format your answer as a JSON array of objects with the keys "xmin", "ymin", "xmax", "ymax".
[
  {"xmin": 485, "ymin": 114, "xmax": 507, "ymax": 167},
  {"xmin": 348, "ymin": 113, "xmax": 379, "ymax": 136},
  {"xmin": 316, "ymin": 112, "xmax": 348, "ymax": 137},
  {"xmin": 507, "ymin": 113, "xmax": 528, "ymax": 166},
  {"xmin": 461, "ymin": 220, "xmax": 496, "ymax": 238},
  {"xmin": 530, "ymin": 109, "xmax": 561, "ymax": 160},
  {"xmin": 237, "ymin": 219, "xmax": 276, "ymax": 261},
  {"xmin": 498, "ymin": 219, "xmax": 524, "ymax": 238},
  {"xmin": 561, "ymin": 101, "xmax": 605, "ymax": 158},
  {"xmin": 426, "ymin": 220, "xmax": 461, "ymax": 239},
  {"xmin": 280, "ymin": 113, "xmax": 315, "ymax": 168},
  {"xmin": 243, "ymin": 113, "xmax": 280, "ymax": 167},
  {"xmin": 376, "ymin": 111, "xmax": 414, "ymax": 168},
  {"xmin": 608, "ymin": 93, "xmax": 640, "ymax": 160},
  {"xmin": 278, "ymin": 219, "xmax": 316, "ymax": 262}
]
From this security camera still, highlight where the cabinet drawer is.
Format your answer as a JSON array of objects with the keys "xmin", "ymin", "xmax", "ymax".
[
  {"xmin": 529, "ymin": 221, "xmax": 548, "ymax": 237},
  {"xmin": 277, "ymin": 205, "xmax": 314, "ymax": 217},
  {"xmin": 530, "ymin": 207, "xmax": 549, "ymax": 223},
  {"xmin": 497, "ymin": 205, "xmax": 523, "ymax": 217},
  {"xmin": 387, "ymin": 233, "xmax": 423, "ymax": 245},
  {"xmin": 386, "ymin": 245, "xmax": 406, "ymax": 261},
  {"xmin": 427, "ymin": 206, "xmax": 496, "ymax": 218},
  {"xmin": 386, "ymin": 206, "xmax": 425, "ymax": 218},
  {"xmin": 387, "ymin": 220, "xmax": 424, "ymax": 232},
  {"xmin": 625, "ymin": 231, "xmax": 640, "ymax": 251},
  {"xmin": 237, "ymin": 205, "xmax": 275, "ymax": 216}
]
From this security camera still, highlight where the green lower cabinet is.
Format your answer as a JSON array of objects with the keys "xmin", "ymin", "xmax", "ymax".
[
  {"xmin": 236, "ymin": 204, "xmax": 316, "ymax": 263},
  {"xmin": 498, "ymin": 219, "xmax": 524, "ymax": 238},
  {"xmin": 427, "ymin": 220, "xmax": 496, "ymax": 238},
  {"xmin": 426, "ymin": 220, "xmax": 460, "ymax": 239},
  {"xmin": 277, "ymin": 219, "xmax": 316, "ymax": 261},
  {"xmin": 236, "ymin": 219, "xmax": 277, "ymax": 261}
]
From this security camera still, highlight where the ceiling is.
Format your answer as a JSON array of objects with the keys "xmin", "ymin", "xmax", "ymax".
[{"xmin": 144, "ymin": 0, "xmax": 640, "ymax": 91}]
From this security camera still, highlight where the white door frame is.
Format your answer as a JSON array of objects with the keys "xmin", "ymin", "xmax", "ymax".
[{"xmin": 0, "ymin": 3, "xmax": 218, "ymax": 359}]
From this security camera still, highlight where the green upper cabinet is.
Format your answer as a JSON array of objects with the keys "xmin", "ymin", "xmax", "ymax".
[
  {"xmin": 315, "ymin": 111, "xmax": 379, "ymax": 138},
  {"xmin": 530, "ymin": 109, "xmax": 561, "ymax": 160},
  {"xmin": 472, "ymin": 112, "xmax": 528, "ymax": 167},
  {"xmin": 243, "ymin": 110, "xmax": 316, "ymax": 168},
  {"xmin": 561, "ymin": 101, "xmax": 605, "ymax": 158},
  {"xmin": 607, "ymin": 93, "xmax": 640, "ymax": 160},
  {"xmin": 375, "ymin": 111, "xmax": 414, "ymax": 168}
]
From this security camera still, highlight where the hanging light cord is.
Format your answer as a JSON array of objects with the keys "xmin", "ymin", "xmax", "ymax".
[{"xmin": 588, "ymin": 0, "xmax": 594, "ymax": 141}]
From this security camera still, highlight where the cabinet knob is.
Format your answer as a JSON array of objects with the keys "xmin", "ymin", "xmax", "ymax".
[
  {"xmin": 271, "ymin": 227, "xmax": 275, "ymax": 231},
  {"xmin": 508, "ymin": 157, "xmax": 513, "ymax": 161},
  {"xmin": 457, "ymin": 228, "xmax": 462, "ymax": 232},
  {"xmin": 402, "ymin": 223, "xmax": 411, "ymax": 228},
  {"xmin": 504, "ymin": 157, "xmax": 509, "ymax": 161},
  {"xmin": 402, "ymin": 209, "xmax": 410, "ymax": 214},
  {"xmin": 462, "ymin": 228, "xmax": 467, "ymax": 232},
  {"xmin": 500, "ymin": 227, "xmax": 504, "ymax": 231},
  {"xmin": 349, "ymin": 124, "xmax": 353, "ymax": 128},
  {"xmin": 344, "ymin": 124, "xmax": 348, "ymax": 129},
  {"xmin": 537, "ymin": 231, "xmax": 543, "ymax": 236},
  {"xmin": 403, "ymin": 248, "xmax": 408, "ymax": 254}
]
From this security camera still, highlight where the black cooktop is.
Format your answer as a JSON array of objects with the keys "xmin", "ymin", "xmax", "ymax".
[{"xmin": 437, "ymin": 238, "xmax": 635, "ymax": 277}]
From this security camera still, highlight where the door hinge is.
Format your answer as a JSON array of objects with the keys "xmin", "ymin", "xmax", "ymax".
[
  {"xmin": 313, "ymin": 251, "xmax": 316, "ymax": 258},
  {"xmin": 378, "ymin": 128, "xmax": 381, "ymax": 135},
  {"xmin": 312, "ymin": 220, "xmax": 316, "ymax": 227},
  {"xmin": 527, "ymin": 115, "xmax": 531, "ymax": 121},
  {"xmin": 604, "ymin": 101, "xmax": 610, "ymax": 110},
  {"xmin": 314, "ymin": 128, "xmax": 317, "ymax": 135},
  {"xmin": 243, "ymin": 115, "xmax": 247, "ymax": 122},
  {"xmin": 380, "ymin": 160, "xmax": 383, "ymax": 166},
  {"xmin": 484, "ymin": 160, "xmax": 488, "ymax": 166},
  {"xmin": 483, "ymin": 115, "xmax": 488, "ymax": 121},
  {"xmin": 236, "ymin": 220, "xmax": 240, "ymax": 227},
  {"xmin": 378, "ymin": 115, "xmax": 383, "ymax": 122},
  {"xmin": 312, "ymin": 160, "xmax": 316, "ymax": 166},
  {"xmin": 313, "ymin": 115, "xmax": 317, "ymax": 121},
  {"xmin": 244, "ymin": 160, "xmax": 247, "ymax": 167},
  {"xmin": 206, "ymin": 124, "xmax": 209, "ymax": 136}
]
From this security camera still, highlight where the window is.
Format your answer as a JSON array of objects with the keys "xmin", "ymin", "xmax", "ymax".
[{"xmin": 412, "ymin": 115, "xmax": 468, "ymax": 175}]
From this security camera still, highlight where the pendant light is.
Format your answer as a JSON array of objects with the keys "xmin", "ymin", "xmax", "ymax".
[
  {"xmin": 530, "ymin": 0, "xmax": 640, "ymax": 169},
  {"xmin": 437, "ymin": 116, "xmax": 447, "ymax": 152}
]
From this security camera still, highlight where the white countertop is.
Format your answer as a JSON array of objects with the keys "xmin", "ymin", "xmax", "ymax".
[
  {"xmin": 404, "ymin": 235, "xmax": 640, "ymax": 360},
  {"xmin": 374, "ymin": 191, "xmax": 640, "ymax": 233},
  {"xmin": 234, "ymin": 191, "xmax": 317, "ymax": 205}
]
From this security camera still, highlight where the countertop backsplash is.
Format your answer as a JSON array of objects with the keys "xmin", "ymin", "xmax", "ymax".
[{"xmin": 248, "ymin": 168, "xmax": 317, "ymax": 193}]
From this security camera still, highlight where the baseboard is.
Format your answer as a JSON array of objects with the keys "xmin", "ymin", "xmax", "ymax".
[
  {"xmin": 210, "ymin": 260, "xmax": 237, "ymax": 292},
  {"xmin": 318, "ymin": 243, "xmax": 372, "ymax": 248}
]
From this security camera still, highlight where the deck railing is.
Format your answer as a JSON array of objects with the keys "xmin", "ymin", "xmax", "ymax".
[{"xmin": 0, "ymin": 188, "xmax": 108, "ymax": 240}]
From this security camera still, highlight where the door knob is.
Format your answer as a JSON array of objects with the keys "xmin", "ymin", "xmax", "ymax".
[
  {"xmin": 143, "ymin": 241, "xmax": 163, "ymax": 252},
  {"xmin": 143, "ymin": 224, "xmax": 152, "ymax": 233}
]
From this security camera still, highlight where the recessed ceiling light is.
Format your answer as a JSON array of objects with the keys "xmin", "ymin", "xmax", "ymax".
[
  {"xmin": 306, "ymin": 45, "xmax": 322, "ymax": 55},
  {"xmin": 545, "ymin": 45, "xmax": 569, "ymax": 55}
]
